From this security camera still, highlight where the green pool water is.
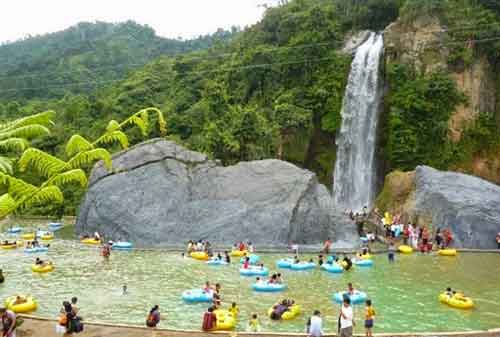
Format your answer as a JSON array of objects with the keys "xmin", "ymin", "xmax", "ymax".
[{"xmin": 1, "ymin": 239, "xmax": 500, "ymax": 334}]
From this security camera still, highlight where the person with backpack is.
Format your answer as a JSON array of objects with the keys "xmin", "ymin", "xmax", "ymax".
[
  {"xmin": 146, "ymin": 305, "xmax": 160, "ymax": 328},
  {"xmin": 202, "ymin": 307, "xmax": 217, "ymax": 331},
  {"xmin": 63, "ymin": 301, "xmax": 83, "ymax": 335},
  {"xmin": 0, "ymin": 307, "xmax": 17, "ymax": 337}
]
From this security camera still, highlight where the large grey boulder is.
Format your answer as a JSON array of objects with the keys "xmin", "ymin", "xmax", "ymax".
[
  {"xmin": 415, "ymin": 166, "xmax": 500, "ymax": 249},
  {"xmin": 76, "ymin": 139, "xmax": 343, "ymax": 247}
]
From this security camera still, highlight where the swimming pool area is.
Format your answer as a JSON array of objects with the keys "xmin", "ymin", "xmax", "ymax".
[{"xmin": 1, "ymin": 238, "xmax": 500, "ymax": 334}]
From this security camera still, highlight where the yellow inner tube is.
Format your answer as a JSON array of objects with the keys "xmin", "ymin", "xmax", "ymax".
[
  {"xmin": 41, "ymin": 234, "xmax": 54, "ymax": 241},
  {"xmin": 267, "ymin": 304, "xmax": 301, "ymax": 320},
  {"xmin": 81, "ymin": 238, "xmax": 101, "ymax": 245},
  {"xmin": 438, "ymin": 249, "xmax": 457, "ymax": 256},
  {"xmin": 22, "ymin": 233, "xmax": 35, "ymax": 240},
  {"xmin": 211, "ymin": 310, "xmax": 236, "ymax": 331},
  {"xmin": 398, "ymin": 245, "xmax": 413, "ymax": 254},
  {"xmin": 190, "ymin": 251, "xmax": 209, "ymax": 260},
  {"xmin": 357, "ymin": 253, "xmax": 372, "ymax": 260},
  {"xmin": 5, "ymin": 296, "xmax": 37, "ymax": 313},
  {"xmin": 31, "ymin": 263, "xmax": 54, "ymax": 273},
  {"xmin": 439, "ymin": 293, "xmax": 474, "ymax": 309},
  {"xmin": 0, "ymin": 244, "xmax": 17, "ymax": 250},
  {"xmin": 230, "ymin": 250, "xmax": 247, "ymax": 257}
]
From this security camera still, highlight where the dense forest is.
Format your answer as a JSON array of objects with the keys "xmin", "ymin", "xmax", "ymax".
[{"xmin": 1, "ymin": 0, "xmax": 500, "ymax": 216}]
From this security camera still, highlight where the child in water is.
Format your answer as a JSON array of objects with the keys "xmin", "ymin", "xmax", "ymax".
[
  {"xmin": 229, "ymin": 302, "xmax": 240, "ymax": 317},
  {"xmin": 365, "ymin": 299, "xmax": 376, "ymax": 337},
  {"xmin": 388, "ymin": 241, "xmax": 396, "ymax": 262},
  {"xmin": 247, "ymin": 313, "xmax": 260, "ymax": 332}
]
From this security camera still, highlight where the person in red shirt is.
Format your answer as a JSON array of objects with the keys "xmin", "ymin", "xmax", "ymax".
[
  {"xmin": 238, "ymin": 242, "xmax": 246, "ymax": 251},
  {"xmin": 202, "ymin": 307, "xmax": 217, "ymax": 331},
  {"xmin": 242, "ymin": 257, "xmax": 250, "ymax": 269},
  {"xmin": 322, "ymin": 238, "xmax": 332, "ymax": 254},
  {"xmin": 444, "ymin": 228, "xmax": 453, "ymax": 248}
]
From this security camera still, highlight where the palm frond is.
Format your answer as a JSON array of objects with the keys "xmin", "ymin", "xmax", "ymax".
[
  {"xmin": 50, "ymin": 169, "xmax": 88, "ymax": 188},
  {"xmin": 0, "ymin": 110, "xmax": 55, "ymax": 133},
  {"xmin": 0, "ymin": 194, "xmax": 16, "ymax": 218},
  {"xmin": 106, "ymin": 120, "xmax": 121, "ymax": 132},
  {"xmin": 65, "ymin": 134, "xmax": 94, "ymax": 157},
  {"xmin": 0, "ymin": 156, "xmax": 13, "ymax": 174},
  {"xmin": 95, "ymin": 130, "xmax": 129, "ymax": 149},
  {"xmin": 67, "ymin": 148, "xmax": 112, "ymax": 171},
  {"xmin": 0, "ymin": 125, "xmax": 51, "ymax": 141},
  {"xmin": 18, "ymin": 148, "xmax": 67, "ymax": 178},
  {"xmin": 0, "ymin": 138, "xmax": 29, "ymax": 153}
]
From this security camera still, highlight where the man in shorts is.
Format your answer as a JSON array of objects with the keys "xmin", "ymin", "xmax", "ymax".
[{"xmin": 339, "ymin": 297, "xmax": 354, "ymax": 337}]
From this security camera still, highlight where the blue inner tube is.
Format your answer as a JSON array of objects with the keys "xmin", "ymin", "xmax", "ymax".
[
  {"xmin": 333, "ymin": 291, "xmax": 368, "ymax": 305},
  {"xmin": 24, "ymin": 247, "xmax": 48, "ymax": 253},
  {"xmin": 239, "ymin": 267, "xmax": 269, "ymax": 277},
  {"xmin": 48, "ymin": 223, "xmax": 63, "ymax": 231},
  {"xmin": 276, "ymin": 259, "xmax": 294, "ymax": 268},
  {"xmin": 354, "ymin": 259, "xmax": 373, "ymax": 267},
  {"xmin": 182, "ymin": 289, "xmax": 213, "ymax": 303},
  {"xmin": 321, "ymin": 263, "xmax": 343, "ymax": 273},
  {"xmin": 290, "ymin": 262, "xmax": 316, "ymax": 271},
  {"xmin": 112, "ymin": 242, "xmax": 133, "ymax": 250},
  {"xmin": 239, "ymin": 254, "xmax": 260, "ymax": 265},
  {"xmin": 252, "ymin": 282, "xmax": 287, "ymax": 292},
  {"xmin": 7, "ymin": 227, "xmax": 21, "ymax": 234},
  {"xmin": 207, "ymin": 259, "xmax": 229, "ymax": 266}
]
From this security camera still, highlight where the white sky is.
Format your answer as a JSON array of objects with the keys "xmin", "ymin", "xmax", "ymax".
[{"xmin": 0, "ymin": 0, "xmax": 273, "ymax": 43}]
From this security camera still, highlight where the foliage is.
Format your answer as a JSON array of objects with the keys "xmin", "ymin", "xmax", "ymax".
[{"xmin": 385, "ymin": 63, "xmax": 465, "ymax": 171}]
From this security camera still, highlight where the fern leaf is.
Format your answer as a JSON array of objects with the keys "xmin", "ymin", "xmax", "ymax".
[
  {"xmin": 106, "ymin": 120, "xmax": 121, "ymax": 132},
  {"xmin": 66, "ymin": 134, "xmax": 94, "ymax": 157},
  {"xmin": 125, "ymin": 115, "xmax": 148, "ymax": 136},
  {"xmin": 22, "ymin": 186, "xmax": 64, "ymax": 208},
  {"xmin": 0, "ymin": 172, "xmax": 38, "ymax": 200},
  {"xmin": 0, "ymin": 156, "xmax": 13, "ymax": 174},
  {"xmin": 67, "ymin": 148, "xmax": 112, "ymax": 171},
  {"xmin": 0, "ymin": 194, "xmax": 16, "ymax": 218},
  {"xmin": 95, "ymin": 130, "xmax": 129, "ymax": 149},
  {"xmin": 50, "ymin": 169, "xmax": 87, "ymax": 188},
  {"xmin": 18, "ymin": 148, "xmax": 67, "ymax": 178},
  {"xmin": 0, "ymin": 125, "xmax": 51, "ymax": 141},
  {"xmin": 0, "ymin": 138, "xmax": 29, "ymax": 153},
  {"xmin": 0, "ymin": 110, "xmax": 55, "ymax": 133}
]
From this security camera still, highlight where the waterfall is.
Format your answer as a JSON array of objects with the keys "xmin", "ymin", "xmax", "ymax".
[{"xmin": 332, "ymin": 32, "xmax": 384, "ymax": 212}]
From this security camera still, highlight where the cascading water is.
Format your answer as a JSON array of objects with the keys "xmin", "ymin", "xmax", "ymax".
[{"xmin": 333, "ymin": 32, "xmax": 384, "ymax": 212}]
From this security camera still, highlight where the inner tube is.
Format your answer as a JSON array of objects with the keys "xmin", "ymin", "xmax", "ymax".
[
  {"xmin": 239, "ymin": 267, "xmax": 269, "ymax": 277},
  {"xmin": 112, "ymin": 242, "xmax": 133, "ymax": 250},
  {"xmin": 207, "ymin": 259, "xmax": 229, "ymax": 266},
  {"xmin": 398, "ymin": 245, "xmax": 413, "ymax": 254},
  {"xmin": 211, "ymin": 310, "xmax": 236, "ymax": 331},
  {"xmin": 239, "ymin": 254, "xmax": 260, "ymax": 265},
  {"xmin": 24, "ymin": 247, "xmax": 48, "ymax": 253},
  {"xmin": 252, "ymin": 282, "xmax": 287, "ymax": 292},
  {"xmin": 7, "ymin": 227, "xmax": 21, "ymax": 234},
  {"xmin": 276, "ymin": 258, "xmax": 294, "ymax": 268},
  {"xmin": 0, "ymin": 244, "xmax": 17, "ymax": 250},
  {"xmin": 354, "ymin": 259, "xmax": 374, "ymax": 267},
  {"xmin": 439, "ymin": 293, "xmax": 474, "ymax": 309},
  {"xmin": 230, "ymin": 250, "xmax": 247, "ymax": 257},
  {"xmin": 357, "ymin": 253, "xmax": 372, "ymax": 260},
  {"xmin": 321, "ymin": 263, "xmax": 344, "ymax": 274},
  {"xmin": 31, "ymin": 263, "xmax": 54, "ymax": 273},
  {"xmin": 190, "ymin": 251, "xmax": 209, "ymax": 260},
  {"xmin": 290, "ymin": 262, "xmax": 316, "ymax": 271},
  {"xmin": 5, "ymin": 296, "xmax": 37, "ymax": 313},
  {"xmin": 81, "ymin": 238, "xmax": 101, "ymax": 245},
  {"xmin": 22, "ymin": 233, "xmax": 35, "ymax": 240},
  {"xmin": 41, "ymin": 234, "xmax": 54, "ymax": 241},
  {"xmin": 267, "ymin": 304, "xmax": 301, "ymax": 320},
  {"xmin": 181, "ymin": 289, "xmax": 213, "ymax": 303},
  {"xmin": 438, "ymin": 249, "xmax": 457, "ymax": 256},
  {"xmin": 48, "ymin": 223, "xmax": 63, "ymax": 231},
  {"xmin": 333, "ymin": 291, "xmax": 367, "ymax": 305}
]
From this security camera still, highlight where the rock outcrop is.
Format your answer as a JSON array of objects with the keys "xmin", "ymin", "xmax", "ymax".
[
  {"xmin": 376, "ymin": 166, "xmax": 500, "ymax": 249},
  {"xmin": 76, "ymin": 139, "xmax": 347, "ymax": 247}
]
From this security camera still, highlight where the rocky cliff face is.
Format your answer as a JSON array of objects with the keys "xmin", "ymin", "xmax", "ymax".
[
  {"xmin": 76, "ymin": 139, "xmax": 353, "ymax": 247},
  {"xmin": 376, "ymin": 166, "xmax": 500, "ymax": 249}
]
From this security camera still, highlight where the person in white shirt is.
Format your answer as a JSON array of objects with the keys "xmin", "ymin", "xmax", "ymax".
[
  {"xmin": 339, "ymin": 297, "xmax": 354, "ymax": 337},
  {"xmin": 308, "ymin": 310, "xmax": 323, "ymax": 337}
]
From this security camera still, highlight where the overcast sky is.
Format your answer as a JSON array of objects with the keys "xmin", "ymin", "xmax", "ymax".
[{"xmin": 0, "ymin": 0, "xmax": 274, "ymax": 43}]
